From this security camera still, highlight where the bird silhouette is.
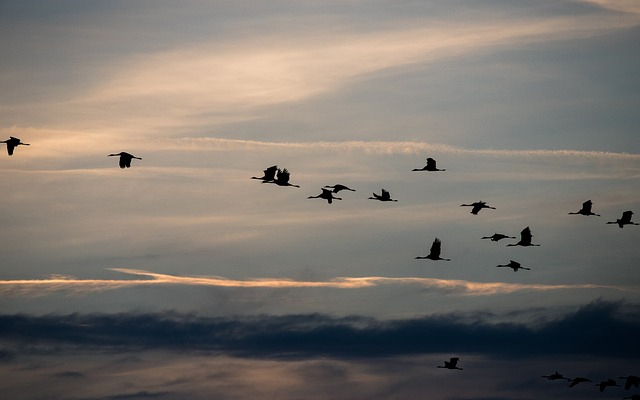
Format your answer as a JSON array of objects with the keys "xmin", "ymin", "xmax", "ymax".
[
  {"xmin": 416, "ymin": 238, "xmax": 450, "ymax": 261},
  {"xmin": 481, "ymin": 233, "xmax": 516, "ymax": 242},
  {"xmin": 437, "ymin": 357, "xmax": 462, "ymax": 370},
  {"xmin": 507, "ymin": 227, "xmax": 540, "ymax": 247},
  {"xmin": 323, "ymin": 184, "xmax": 355, "ymax": 193},
  {"xmin": 264, "ymin": 168, "xmax": 300, "ymax": 188},
  {"xmin": 568, "ymin": 200, "xmax": 600, "ymax": 216},
  {"xmin": 496, "ymin": 260, "xmax": 530, "ymax": 272},
  {"xmin": 607, "ymin": 211, "xmax": 638, "ymax": 228},
  {"xmin": 619, "ymin": 375, "xmax": 640, "ymax": 390},
  {"xmin": 308, "ymin": 188, "xmax": 342, "ymax": 204},
  {"xmin": 368, "ymin": 189, "xmax": 397, "ymax": 202},
  {"xmin": 1, "ymin": 136, "xmax": 30, "ymax": 156},
  {"xmin": 460, "ymin": 201, "xmax": 495, "ymax": 215},
  {"xmin": 542, "ymin": 371, "xmax": 569, "ymax": 381},
  {"xmin": 108, "ymin": 152, "xmax": 142, "ymax": 168},
  {"xmin": 595, "ymin": 379, "xmax": 619, "ymax": 392},
  {"xmin": 252, "ymin": 165, "xmax": 278, "ymax": 182},
  {"xmin": 568, "ymin": 377, "xmax": 592, "ymax": 387},
  {"xmin": 412, "ymin": 157, "xmax": 445, "ymax": 171}
]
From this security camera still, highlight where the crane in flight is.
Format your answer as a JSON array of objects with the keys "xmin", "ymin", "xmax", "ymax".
[
  {"xmin": 481, "ymin": 233, "xmax": 515, "ymax": 242},
  {"xmin": 437, "ymin": 357, "xmax": 462, "ymax": 370},
  {"xmin": 507, "ymin": 227, "xmax": 540, "ymax": 247},
  {"xmin": 323, "ymin": 184, "xmax": 355, "ymax": 193},
  {"xmin": 496, "ymin": 260, "xmax": 530, "ymax": 272},
  {"xmin": 308, "ymin": 188, "xmax": 342, "ymax": 204},
  {"xmin": 568, "ymin": 200, "xmax": 600, "ymax": 216},
  {"xmin": 542, "ymin": 371, "xmax": 569, "ymax": 381},
  {"xmin": 252, "ymin": 165, "xmax": 278, "ymax": 182},
  {"xmin": 607, "ymin": 211, "xmax": 638, "ymax": 228},
  {"xmin": 368, "ymin": 189, "xmax": 397, "ymax": 202},
  {"xmin": 412, "ymin": 157, "xmax": 445, "ymax": 171},
  {"xmin": 265, "ymin": 168, "xmax": 300, "ymax": 188},
  {"xmin": 1, "ymin": 136, "xmax": 30, "ymax": 156},
  {"xmin": 460, "ymin": 201, "xmax": 495, "ymax": 215},
  {"xmin": 108, "ymin": 152, "xmax": 142, "ymax": 168},
  {"xmin": 595, "ymin": 379, "xmax": 619, "ymax": 392},
  {"xmin": 415, "ymin": 238, "xmax": 450, "ymax": 261},
  {"xmin": 619, "ymin": 375, "xmax": 640, "ymax": 390}
]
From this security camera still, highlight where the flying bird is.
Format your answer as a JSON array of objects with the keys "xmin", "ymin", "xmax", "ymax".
[
  {"xmin": 252, "ymin": 165, "xmax": 278, "ymax": 182},
  {"xmin": 108, "ymin": 152, "xmax": 142, "ymax": 168},
  {"xmin": 460, "ymin": 201, "xmax": 495, "ymax": 215},
  {"xmin": 568, "ymin": 377, "xmax": 592, "ymax": 387},
  {"xmin": 416, "ymin": 238, "xmax": 450, "ymax": 261},
  {"xmin": 607, "ymin": 211, "xmax": 638, "ymax": 228},
  {"xmin": 496, "ymin": 260, "xmax": 530, "ymax": 272},
  {"xmin": 568, "ymin": 200, "xmax": 600, "ymax": 216},
  {"xmin": 437, "ymin": 357, "xmax": 462, "ymax": 370},
  {"xmin": 412, "ymin": 157, "xmax": 445, "ymax": 171},
  {"xmin": 265, "ymin": 168, "xmax": 300, "ymax": 188},
  {"xmin": 368, "ymin": 189, "xmax": 397, "ymax": 202},
  {"xmin": 481, "ymin": 233, "xmax": 515, "ymax": 242},
  {"xmin": 507, "ymin": 227, "xmax": 540, "ymax": 247},
  {"xmin": 619, "ymin": 375, "xmax": 640, "ymax": 390},
  {"xmin": 595, "ymin": 379, "xmax": 619, "ymax": 392},
  {"xmin": 308, "ymin": 188, "xmax": 342, "ymax": 204},
  {"xmin": 542, "ymin": 371, "xmax": 569, "ymax": 381},
  {"xmin": 323, "ymin": 184, "xmax": 355, "ymax": 193},
  {"xmin": 1, "ymin": 136, "xmax": 30, "ymax": 156}
]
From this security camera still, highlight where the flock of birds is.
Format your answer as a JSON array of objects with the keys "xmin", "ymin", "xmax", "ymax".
[
  {"xmin": 4, "ymin": 137, "xmax": 638, "ymax": 395},
  {"xmin": 542, "ymin": 371, "xmax": 640, "ymax": 396},
  {"xmin": 247, "ymin": 159, "xmax": 636, "ymax": 272},
  {"xmin": 4, "ymin": 138, "xmax": 637, "ymax": 270}
]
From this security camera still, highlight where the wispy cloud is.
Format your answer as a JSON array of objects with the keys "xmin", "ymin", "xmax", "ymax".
[
  {"xmin": 0, "ymin": 268, "xmax": 632, "ymax": 297},
  {"xmin": 46, "ymin": 7, "xmax": 640, "ymax": 133},
  {"xmin": 583, "ymin": 0, "xmax": 640, "ymax": 13},
  {"xmin": 169, "ymin": 137, "xmax": 640, "ymax": 159}
]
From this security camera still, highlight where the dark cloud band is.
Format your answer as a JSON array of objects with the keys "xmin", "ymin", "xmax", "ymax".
[{"xmin": 1, "ymin": 300, "xmax": 637, "ymax": 359}]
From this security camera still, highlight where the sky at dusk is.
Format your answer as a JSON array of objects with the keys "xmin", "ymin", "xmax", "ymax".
[{"xmin": 1, "ymin": 1, "xmax": 639, "ymax": 399}]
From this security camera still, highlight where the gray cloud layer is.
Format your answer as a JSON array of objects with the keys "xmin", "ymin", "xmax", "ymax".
[{"xmin": 2, "ymin": 300, "xmax": 638, "ymax": 359}]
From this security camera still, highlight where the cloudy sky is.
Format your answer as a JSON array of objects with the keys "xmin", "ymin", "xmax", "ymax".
[{"xmin": 1, "ymin": 1, "xmax": 639, "ymax": 399}]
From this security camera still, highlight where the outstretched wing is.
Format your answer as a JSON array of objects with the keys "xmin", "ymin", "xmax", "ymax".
[
  {"xmin": 426, "ymin": 158, "xmax": 436, "ymax": 169},
  {"xmin": 429, "ymin": 238, "xmax": 442, "ymax": 258},
  {"xmin": 278, "ymin": 168, "xmax": 291, "ymax": 184},
  {"xmin": 520, "ymin": 227, "xmax": 533, "ymax": 244},
  {"xmin": 263, "ymin": 165, "xmax": 278, "ymax": 180}
]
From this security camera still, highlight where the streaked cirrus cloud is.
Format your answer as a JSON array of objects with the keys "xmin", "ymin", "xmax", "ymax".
[{"xmin": 0, "ymin": 268, "xmax": 633, "ymax": 297}]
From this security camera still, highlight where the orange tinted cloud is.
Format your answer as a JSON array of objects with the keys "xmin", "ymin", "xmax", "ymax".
[{"xmin": 0, "ymin": 268, "xmax": 632, "ymax": 297}]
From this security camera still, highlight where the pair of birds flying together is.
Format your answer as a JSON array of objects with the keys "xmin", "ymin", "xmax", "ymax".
[
  {"xmin": 251, "ymin": 165, "xmax": 300, "ymax": 187},
  {"xmin": 569, "ymin": 200, "xmax": 638, "ymax": 228},
  {"xmin": 481, "ymin": 227, "xmax": 539, "ymax": 246},
  {"xmin": 307, "ymin": 185, "xmax": 356, "ymax": 204},
  {"xmin": 1, "ymin": 140, "xmax": 142, "ymax": 169}
]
